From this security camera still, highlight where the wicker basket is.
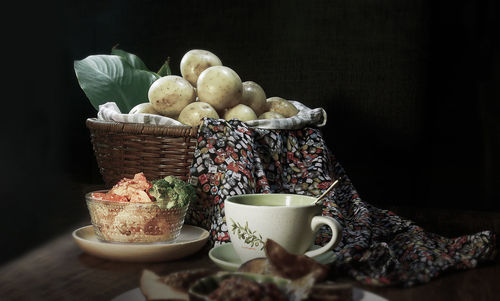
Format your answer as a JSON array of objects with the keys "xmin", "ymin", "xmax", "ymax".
[{"xmin": 86, "ymin": 118, "xmax": 198, "ymax": 187}]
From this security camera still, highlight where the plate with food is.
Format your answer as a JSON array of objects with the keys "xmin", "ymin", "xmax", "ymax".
[
  {"xmin": 112, "ymin": 239, "xmax": 388, "ymax": 301},
  {"xmin": 113, "ymin": 284, "xmax": 387, "ymax": 301},
  {"xmin": 73, "ymin": 172, "xmax": 209, "ymax": 262}
]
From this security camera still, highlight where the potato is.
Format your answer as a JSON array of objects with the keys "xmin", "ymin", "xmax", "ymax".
[
  {"xmin": 129, "ymin": 103, "xmax": 160, "ymax": 115},
  {"xmin": 241, "ymin": 81, "xmax": 267, "ymax": 116},
  {"xmin": 148, "ymin": 75, "xmax": 196, "ymax": 118},
  {"xmin": 223, "ymin": 104, "xmax": 257, "ymax": 122},
  {"xmin": 197, "ymin": 66, "xmax": 242, "ymax": 111},
  {"xmin": 178, "ymin": 102, "xmax": 219, "ymax": 127},
  {"xmin": 180, "ymin": 49, "xmax": 222, "ymax": 86},
  {"xmin": 258, "ymin": 111, "xmax": 285, "ymax": 120},
  {"xmin": 265, "ymin": 97, "xmax": 299, "ymax": 118}
]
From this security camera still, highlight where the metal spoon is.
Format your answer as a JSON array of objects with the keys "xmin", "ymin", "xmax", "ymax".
[{"xmin": 314, "ymin": 178, "xmax": 340, "ymax": 205}]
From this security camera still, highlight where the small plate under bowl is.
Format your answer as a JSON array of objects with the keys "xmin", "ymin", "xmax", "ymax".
[
  {"xmin": 73, "ymin": 224, "xmax": 208, "ymax": 262},
  {"xmin": 208, "ymin": 242, "xmax": 337, "ymax": 271}
]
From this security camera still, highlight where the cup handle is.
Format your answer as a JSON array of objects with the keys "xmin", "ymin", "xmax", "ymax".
[{"xmin": 304, "ymin": 216, "xmax": 343, "ymax": 258}]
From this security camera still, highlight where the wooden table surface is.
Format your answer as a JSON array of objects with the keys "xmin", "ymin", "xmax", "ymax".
[{"xmin": 1, "ymin": 214, "xmax": 499, "ymax": 301}]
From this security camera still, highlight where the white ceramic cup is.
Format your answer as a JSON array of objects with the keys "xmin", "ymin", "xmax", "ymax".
[{"xmin": 225, "ymin": 193, "xmax": 343, "ymax": 263}]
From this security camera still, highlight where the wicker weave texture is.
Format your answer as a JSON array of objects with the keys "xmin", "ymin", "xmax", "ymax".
[{"xmin": 86, "ymin": 118, "xmax": 198, "ymax": 187}]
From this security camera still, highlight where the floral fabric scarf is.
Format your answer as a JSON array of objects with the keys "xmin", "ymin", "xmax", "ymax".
[{"xmin": 186, "ymin": 119, "xmax": 497, "ymax": 287}]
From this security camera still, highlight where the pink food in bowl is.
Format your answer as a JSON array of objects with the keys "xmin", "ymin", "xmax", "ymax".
[{"xmin": 86, "ymin": 173, "xmax": 191, "ymax": 243}]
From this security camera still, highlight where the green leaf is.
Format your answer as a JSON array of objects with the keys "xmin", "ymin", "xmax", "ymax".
[
  {"xmin": 157, "ymin": 58, "xmax": 172, "ymax": 76},
  {"xmin": 111, "ymin": 47, "xmax": 150, "ymax": 71},
  {"xmin": 74, "ymin": 55, "xmax": 160, "ymax": 112}
]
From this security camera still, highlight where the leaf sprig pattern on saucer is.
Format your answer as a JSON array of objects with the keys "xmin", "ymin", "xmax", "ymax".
[{"xmin": 230, "ymin": 219, "xmax": 265, "ymax": 250}]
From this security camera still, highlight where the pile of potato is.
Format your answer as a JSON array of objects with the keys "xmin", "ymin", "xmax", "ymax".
[{"xmin": 129, "ymin": 49, "xmax": 299, "ymax": 127}]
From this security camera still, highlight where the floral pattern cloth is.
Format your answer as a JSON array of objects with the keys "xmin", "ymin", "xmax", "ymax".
[{"xmin": 186, "ymin": 119, "xmax": 497, "ymax": 287}]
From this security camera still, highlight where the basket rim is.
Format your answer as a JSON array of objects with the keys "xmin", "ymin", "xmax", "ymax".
[{"xmin": 86, "ymin": 118, "xmax": 199, "ymax": 137}]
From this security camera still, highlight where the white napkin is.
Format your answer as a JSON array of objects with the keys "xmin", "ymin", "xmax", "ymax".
[
  {"xmin": 97, "ymin": 101, "xmax": 327, "ymax": 130},
  {"xmin": 246, "ymin": 100, "xmax": 327, "ymax": 129},
  {"xmin": 97, "ymin": 102, "xmax": 185, "ymax": 126}
]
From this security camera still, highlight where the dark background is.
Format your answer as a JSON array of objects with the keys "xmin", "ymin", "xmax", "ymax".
[{"xmin": 2, "ymin": 0, "xmax": 498, "ymax": 264}]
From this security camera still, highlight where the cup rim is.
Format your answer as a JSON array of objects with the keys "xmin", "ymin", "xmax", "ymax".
[{"xmin": 225, "ymin": 193, "xmax": 319, "ymax": 208}]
